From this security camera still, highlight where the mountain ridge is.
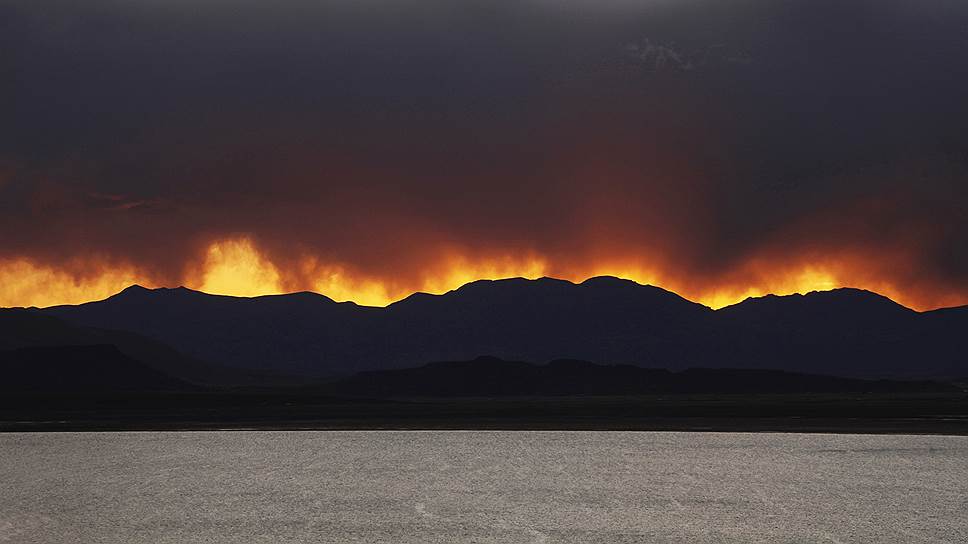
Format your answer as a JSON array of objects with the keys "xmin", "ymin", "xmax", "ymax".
[
  {"xmin": 18, "ymin": 277, "xmax": 968, "ymax": 380},
  {"xmin": 27, "ymin": 277, "xmax": 963, "ymax": 315}
]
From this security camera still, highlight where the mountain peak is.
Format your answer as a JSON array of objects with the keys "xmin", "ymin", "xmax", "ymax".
[
  {"xmin": 118, "ymin": 284, "xmax": 151, "ymax": 295},
  {"xmin": 110, "ymin": 284, "xmax": 203, "ymax": 301},
  {"xmin": 579, "ymin": 276, "xmax": 643, "ymax": 287},
  {"xmin": 459, "ymin": 276, "xmax": 572, "ymax": 289},
  {"xmin": 391, "ymin": 277, "xmax": 575, "ymax": 307},
  {"xmin": 718, "ymin": 287, "xmax": 918, "ymax": 331},
  {"xmin": 728, "ymin": 287, "xmax": 913, "ymax": 312}
]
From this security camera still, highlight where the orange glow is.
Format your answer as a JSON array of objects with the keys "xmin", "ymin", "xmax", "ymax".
[
  {"xmin": 698, "ymin": 267, "xmax": 840, "ymax": 310},
  {"xmin": 295, "ymin": 251, "xmax": 549, "ymax": 306},
  {"xmin": 297, "ymin": 257, "xmax": 397, "ymax": 306},
  {"xmin": 0, "ymin": 258, "xmax": 151, "ymax": 308},
  {"xmin": 551, "ymin": 261, "xmax": 846, "ymax": 310},
  {"xmin": 417, "ymin": 253, "xmax": 549, "ymax": 298},
  {"xmin": 1, "ymin": 236, "xmax": 965, "ymax": 311},
  {"xmin": 191, "ymin": 238, "xmax": 284, "ymax": 298}
]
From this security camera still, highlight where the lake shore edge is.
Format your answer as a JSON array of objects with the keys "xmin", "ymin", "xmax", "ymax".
[{"xmin": 4, "ymin": 417, "xmax": 968, "ymax": 435}]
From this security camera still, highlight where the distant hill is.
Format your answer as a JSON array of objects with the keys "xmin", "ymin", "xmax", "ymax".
[
  {"xmin": 327, "ymin": 356, "xmax": 956, "ymax": 397},
  {"xmin": 0, "ymin": 344, "xmax": 191, "ymax": 394},
  {"xmin": 717, "ymin": 289, "xmax": 965, "ymax": 378},
  {"xmin": 28, "ymin": 277, "xmax": 968, "ymax": 379},
  {"xmin": 0, "ymin": 309, "xmax": 253, "ymax": 386},
  {"xmin": 41, "ymin": 286, "xmax": 377, "ymax": 377}
]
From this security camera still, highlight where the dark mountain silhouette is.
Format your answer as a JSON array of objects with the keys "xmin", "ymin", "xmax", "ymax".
[
  {"xmin": 381, "ymin": 277, "xmax": 715, "ymax": 369},
  {"xmin": 41, "ymin": 285, "xmax": 378, "ymax": 377},
  {"xmin": 41, "ymin": 278, "xmax": 717, "ymax": 377},
  {"xmin": 717, "ymin": 289, "xmax": 965, "ymax": 378},
  {"xmin": 31, "ymin": 277, "xmax": 968, "ymax": 380},
  {"xmin": 0, "ymin": 344, "xmax": 190, "ymax": 394},
  {"xmin": 329, "ymin": 356, "xmax": 955, "ymax": 397},
  {"xmin": 0, "ymin": 309, "xmax": 250, "ymax": 385}
]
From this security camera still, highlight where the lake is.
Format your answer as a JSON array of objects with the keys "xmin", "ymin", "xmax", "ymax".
[{"xmin": 1, "ymin": 431, "xmax": 965, "ymax": 543}]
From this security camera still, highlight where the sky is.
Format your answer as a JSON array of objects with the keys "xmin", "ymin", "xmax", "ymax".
[{"xmin": 2, "ymin": 0, "xmax": 968, "ymax": 310}]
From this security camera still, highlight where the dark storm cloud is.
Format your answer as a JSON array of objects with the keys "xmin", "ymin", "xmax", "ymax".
[{"xmin": 2, "ymin": 0, "xmax": 968, "ymax": 306}]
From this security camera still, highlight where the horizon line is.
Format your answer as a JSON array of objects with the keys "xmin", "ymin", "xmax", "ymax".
[{"xmin": 14, "ymin": 275, "xmax": 959, "ymax": 314}]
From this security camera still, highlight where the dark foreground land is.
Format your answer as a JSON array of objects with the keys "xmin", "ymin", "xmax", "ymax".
[{"xmin": 3, "ymin": 390, "xmax": 967, "ymax": 434}]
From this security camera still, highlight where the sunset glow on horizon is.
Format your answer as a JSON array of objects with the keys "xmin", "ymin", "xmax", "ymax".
[
  {"xmin": 1, "ymin": 237, "xmax": 961, "ymax": 312},
  {"xmin": 4, "ymin": 1, "xmax": 968, "ymax": 315}
]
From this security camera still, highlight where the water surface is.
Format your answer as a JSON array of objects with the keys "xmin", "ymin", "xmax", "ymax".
[{"xmin": 1, "ymin": 431, "xmax": 965, "ymax": 543}]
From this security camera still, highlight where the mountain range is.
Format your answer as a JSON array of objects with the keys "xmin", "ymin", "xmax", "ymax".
[{"xmin": 5, "ymin": 276, "xmax": 961, "ymax": 385}]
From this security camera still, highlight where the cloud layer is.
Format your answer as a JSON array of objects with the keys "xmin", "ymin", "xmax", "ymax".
[{"xmin": 3, "ymin": 0, "xmax": 968, "ymax": 309}]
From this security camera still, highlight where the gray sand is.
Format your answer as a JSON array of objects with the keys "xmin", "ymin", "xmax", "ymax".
[{"xmin": 1, "ymin": 431, "xmax": 966, "ymax": 543}]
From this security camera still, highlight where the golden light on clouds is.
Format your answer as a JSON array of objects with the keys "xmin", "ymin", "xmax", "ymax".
[
  {"xmin": 0, "ymin": 236, "xmax": 962, "ymax": 311},
  {"xmin": 0, "ymin": 258, "xmax": 147, "ymax": 308},
  {"xmin": 193, "ymin": 238, "xmax": 284, "ymax": 298}
]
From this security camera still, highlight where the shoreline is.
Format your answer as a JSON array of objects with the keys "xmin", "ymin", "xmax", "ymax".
[
  {"xmin": 4, "ymin": 417, "xmax": 967, "ymax": 435},
  {"xmin": 5, "ymin": 391, "xmax": 967, "ymax": 435}
]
